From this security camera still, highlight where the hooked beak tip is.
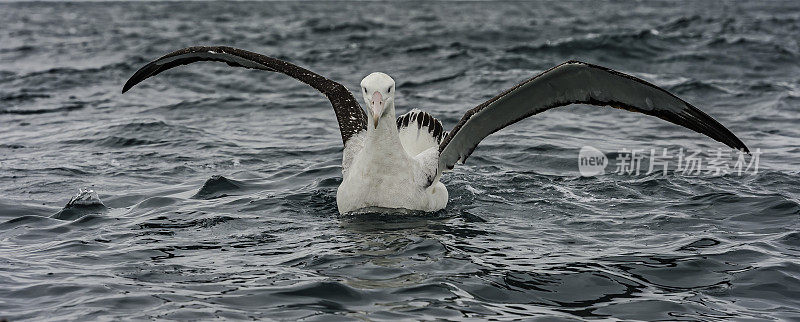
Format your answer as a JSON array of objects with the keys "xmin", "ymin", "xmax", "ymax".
[{"xmin": 371, "ymin": 107, "xmax": 381, "ymax": 128}]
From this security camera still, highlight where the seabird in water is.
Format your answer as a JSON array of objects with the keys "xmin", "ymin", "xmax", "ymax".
[{"xmin": 122, "ymin": 46, "xmax": 748, "ymax": 214}]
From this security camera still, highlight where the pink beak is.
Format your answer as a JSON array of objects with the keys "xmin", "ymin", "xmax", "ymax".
[{"xmin": 370, "ymin": 91, "xmax": 384, "ymax": 128}]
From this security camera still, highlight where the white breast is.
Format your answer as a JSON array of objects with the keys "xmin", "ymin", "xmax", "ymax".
[{"xmin": 336, "ymin": 130, "xmax": 447, "ymax": 214}]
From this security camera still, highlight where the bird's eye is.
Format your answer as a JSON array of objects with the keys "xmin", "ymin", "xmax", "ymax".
[
  {"xmin": 387, "ymin": 87, "xmax": 392, "ymax": 93},
  {"xmin": 363, "ymin": 87, "xmax": 367, "ymax": 93}
]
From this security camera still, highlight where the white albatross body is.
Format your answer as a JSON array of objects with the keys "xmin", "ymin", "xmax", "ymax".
[
  {"xmin": 336, "ymin": 115, "xmax": 448, "ymax": 213},
  {"xmin": 337, "ymin": 73, "xmax": 447, "ymax": 213},
  {"xmin": 121, "ymin": 46, "xmax": 749, "ymax": 215}
]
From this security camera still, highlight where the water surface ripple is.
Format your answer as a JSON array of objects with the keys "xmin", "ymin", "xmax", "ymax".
[{"xmin": 1, "ymin": 1, "xmax": 799, "ymax": 320}]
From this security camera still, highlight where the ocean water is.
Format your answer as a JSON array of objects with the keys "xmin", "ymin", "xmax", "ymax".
[{"xmin": 1, "ymin": 1, "xmax": 799, "ymax": 320}]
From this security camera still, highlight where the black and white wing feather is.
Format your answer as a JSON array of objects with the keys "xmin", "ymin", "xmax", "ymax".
[
  {"xmin": 122, "ymin": 46, "xmax": 367, "ymax": 145},
  {"xmin": 438, "ymin": 60, "xmax": 748, "ymax": 172}
]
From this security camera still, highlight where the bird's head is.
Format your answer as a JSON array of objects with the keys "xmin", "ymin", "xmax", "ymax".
[{"xmin": 360, "ymin": 72, "xmax": 395, "ymax": 129}]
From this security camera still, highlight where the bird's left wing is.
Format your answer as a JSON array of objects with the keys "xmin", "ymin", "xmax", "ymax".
[
  {"xmin": 438, "ymin": 60, "xmax": 748, "ymax": 173},
  {"xmin": 122, "ymin": 46, "xmax": 367, "ymax": 145}
]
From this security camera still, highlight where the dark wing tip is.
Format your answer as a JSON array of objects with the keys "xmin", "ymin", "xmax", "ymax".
[
  {"xmin": 720, "ymin": 132, "xmax": 750, "ymax": 154},
  {"xmin": 122, "ymin": 61, "xmax": 161, "ymax": 94},
  {"xmin": 121, "ymin": 78, "xmax": 133, "ymax": 94},
  {"xmin": 121, "ymin": 46, "xmax": 221, "ymax": 94},
  {"xmin": 724, "ymin": 128, "xmax": 750, "ymax": 154},
  {"xmin": 661, "ymin": 90, "xmax": 750, "ymax": 154},
  {"xmin": 582, "ymin": 61, "xmax": 750, "ymax": 154},
  {"xmin": 121, "ymin": 80, "xmax": 134, "ymax": 94}
]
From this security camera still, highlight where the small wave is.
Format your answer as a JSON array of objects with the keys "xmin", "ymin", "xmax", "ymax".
[
  {"xmin": 399, "ymin": 71, "xmax": 465, "ymax": 88},
  {"xmin": 59, "ymin": 119, "xmax": 209, "ymax": 148},
  {"xmin": 677, "ymin": 237, "xmax": 722, "ymax": 251},
  {"xmin": 401, "ymin": 41, "xmax": 473, "ymax": 54},
  {"xmin": 133, "ymin": 196, "xmax": 182, "ymax": 209},
  {"xmin": 103, "ymin": 120, "xmax": 210, "ymax": 141},
  {"xmin": 506, "ymin": 29, "xmax": 664, "ymax": 59},
  {"xmin": 274, "ymin": 281, "xmax": 366, "ymax": 303},
  {"xmin": 0, "ymin": 215, "xmax": 58, "ymax": 230},
  {"xmin": 657, "ymin": 15, "xmax": 704, "ymax": 32},
  {"xmin": 192, "ymin": 175, "xmax": 245, "ymax": 200},
  {"xmin": 13, "ymin": 62, "xmax": 134, "ymax": 80},
  {"xmin": 60, "ymin": 136, "xmax": 164, "ymax": 147},
  {"xmin": 1, "ymin": 92, "xmax": 51, "ymax": 103},
  {"xmin": 667, "ymin": 79, "xmax": 732, "ymax": 95},
  {"xmin": 64, "ymin": 189, "xmax": 105, "ymax": 207},
  {"xmin": 138, "ymin": 214, "xmax": 237, "ymax": 230},
  {"xmin": 777, "ymin": 232, "xmax": 800, "ymax": 248},
  {"xmin": 0, "ymin": 103, "xmax": 85, "ymax": 115},
  {"xmin": 0, "ymin": 70, "xmax": 16, "ymax": 79},
  {"xmin": 607, "ymin": 254, "xmax": 734, "ymax": 291},
  {"xmin": 99, "ymin": 136, "xmax": 165, "ymax": 147},
  {"xmin": 0, "ymin": 45, "xmax": 36, "ymax": 53},
  {"xmin": 688, "ymin": 191, "xmax": 740, "ymax": 203},
  {"xmin": 144, "ymin": 96, "xmax": 246, "ymax": 112},
  {"xmin": 748, "ymin": 81, "xmax": 794, "ymax": 93},
  {"xmin": 404, "ymin": 43, "xmax": 439, "ymax": 53},
  {"xmin": 304, "ymin": 18, "xmax": 389, "ymax": 34},
  {"xmin": 229, "ymin": 232, "xmax": 279, "ymax": 248},
  {"xmin": 51, "ymin": 189, "xmax": 107, "ymax": 220},
  {"xmin": 0, "ymin": 200, "xmax": 55, "ymax": 219},
  {"xmin": 706, "ymin": 36, "xmax": 798, "ymax": 59},
  {"xmin": 69, "ymin": 214, "xmax": 107, "ymax": 227}
]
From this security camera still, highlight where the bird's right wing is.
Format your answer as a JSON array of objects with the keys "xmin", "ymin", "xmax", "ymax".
[
  {"xmin": 122, "ymin": 46, "xmax": 367, "ymax": 145},
  {"xmin": 438, "ymin": 60, "xmax": 748, "ymax": 173}
]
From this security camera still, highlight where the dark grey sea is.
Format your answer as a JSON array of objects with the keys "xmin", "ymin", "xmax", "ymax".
[{"xmin": 1, "ymin": 1, "xmax": 799, "ymax": 320}]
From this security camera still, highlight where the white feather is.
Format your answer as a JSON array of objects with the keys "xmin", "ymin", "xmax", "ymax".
[
  {"xmin": 336, "ymin": 75, "xmax": 447, "ymax": 214},
  {"xmin": 398, "ymin": 108, "xmax": 441, "ymax": 156},
  {"xmin": 337, "ymin": 115, "xmax": 447, "ymax": 213}
]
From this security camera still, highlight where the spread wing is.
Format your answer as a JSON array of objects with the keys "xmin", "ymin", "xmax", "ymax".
[
  {"xmin": 438, "ymin": 60, "xmax": 748, "ymax": 172},
  {"xmin": 122, "ymin": 46, "xmax": 367, "ymax": 145}
]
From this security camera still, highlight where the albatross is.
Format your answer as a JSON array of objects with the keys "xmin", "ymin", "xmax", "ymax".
[{"xmin": 122, "ymin": 46, "xmax": 748, "ymax": 214}]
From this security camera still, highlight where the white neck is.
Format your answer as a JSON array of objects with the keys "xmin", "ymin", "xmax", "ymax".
[{"xmin": 364, "ymin": 105, "xmax": 406, "ymax": 161}]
